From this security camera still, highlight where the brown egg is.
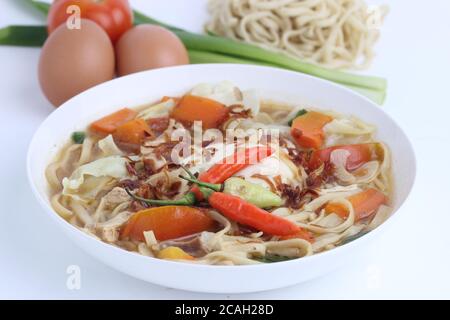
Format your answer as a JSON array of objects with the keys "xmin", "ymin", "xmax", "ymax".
[
  {"xmin": 115, "ymin": 25, "xmax": 189, "ymax": 76},
  {"xmin": 38, "ymin": 19, "xmax": 115, "ymax": 107}
]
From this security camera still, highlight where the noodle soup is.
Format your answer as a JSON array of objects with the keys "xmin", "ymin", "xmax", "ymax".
[{"xmin": 46, "ymin": 81, "xmax": 392, "ymax": 265}]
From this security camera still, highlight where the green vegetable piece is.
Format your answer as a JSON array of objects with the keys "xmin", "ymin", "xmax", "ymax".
[
  {"xmin": 126, "ymin": 189, "xmax": 197, "ymax": 206},
  {"xmin": 223, "ymin": 177, "xmax": 283, "ymax": 208},
  {"xmin": 180, "ymin": 174, "xmax": 283, "ymax": 208},
  {"xmin": 71, "ymin": 131, "xmax": 86, "ymax": 144},
  {"xmin": 0, "ymin": 25, "xmax": 48, "ymax": 47},
  {"xmin": 253, "ymin": 254, "xmax": 295, "ymax": 263},
  {"xmin": 288, "ymin": 109, "xmax": 307, "ymax": 126}
]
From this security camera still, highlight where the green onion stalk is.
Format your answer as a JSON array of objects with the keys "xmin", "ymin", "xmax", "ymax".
[{"xmin": 0, "ymin": 0, "xmax": 387, "ymax": 104}]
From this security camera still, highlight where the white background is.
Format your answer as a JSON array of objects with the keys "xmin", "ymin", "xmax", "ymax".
[{"xmin": 0, "ymin": 0, "xmax": 449, "ymax": 299}]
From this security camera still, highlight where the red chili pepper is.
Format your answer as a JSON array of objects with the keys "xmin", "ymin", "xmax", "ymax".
[
  {"xmin": 179, "ymin": 172, "xmax": 313, "ymax": 242},
  {"xmin": 192, "ymin": 146, "xmax": 274, "ymax": 200},
  {"xmin": 207, "ymin": 191, "xmax": 304, "ymax": 238}
]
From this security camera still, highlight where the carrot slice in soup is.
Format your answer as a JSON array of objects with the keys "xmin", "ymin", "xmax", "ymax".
[
  {"xmin": 90, "ymin": 108, "xmax": 137, "ymax": 135},
  {"xmin": 113, "ymin": 118, "xmax": 152, "ymax": 146},
  {"xmin": 325, "ymin": 188, "xmax": 387, "ymax": 221},
  {"xmin": 290, "ymin": 111, "xmax": 333, "ymax": 149},
  {"xmin": 120, "ymin": 206, "xmax": 216, "ymax": 241},
  {"xmin": 171, "ymin": 95, "xmax": 229, "ymax": 129}
]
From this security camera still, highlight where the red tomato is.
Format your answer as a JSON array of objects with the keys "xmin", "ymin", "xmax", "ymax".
[
  {"xmin": 47, "ymin": 0, "xmax": 133, "ymax": 43},
  {"xmin": 310, "ymin": 143, "xmax": 379, "ymax": 171}
]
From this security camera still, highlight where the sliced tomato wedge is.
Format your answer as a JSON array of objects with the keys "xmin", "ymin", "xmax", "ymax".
[{"xmin": 310, "ymin": 143, "xmax": 381, "ymax": 171}]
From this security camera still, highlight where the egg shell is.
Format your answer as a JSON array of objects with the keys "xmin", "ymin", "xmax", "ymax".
[
  {"xmin": 115, "ymin": 24, "xmax": 189, "ymax": 76},
  {"xmin": 38, "ymin": 19, "xmax": 115, "ymax": 107}
]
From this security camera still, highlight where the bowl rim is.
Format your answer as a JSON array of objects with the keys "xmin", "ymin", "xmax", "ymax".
[{"xmin": 26, "ymin": 63, "xmax": 417, "ymax": 271}]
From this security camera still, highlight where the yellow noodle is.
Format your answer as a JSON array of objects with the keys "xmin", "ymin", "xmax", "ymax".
[
  {"xmin": 206, "ymin": 0, "xmax": 388, "ymax": 69},
  {"xmin": 50, "ymin": 193, "xmax": 73, "ymax": 220}
]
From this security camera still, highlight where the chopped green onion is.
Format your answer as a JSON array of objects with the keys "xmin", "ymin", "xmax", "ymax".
[
  {"xmin": 288, "ymin": 109, "xmax": 307, "ymax": 126},
  {"xmin": 71, "ymin": 131, "xmax": 86, "ymax": 144}
]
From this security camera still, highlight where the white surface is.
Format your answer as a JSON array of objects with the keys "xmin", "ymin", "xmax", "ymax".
[
  {"xmin": 0, "ymin": 0, "xmax": 449, "ymax": 299},
  {"xmin": 27, "ymin": 64, "xmax": 416, "ymax": 293}
]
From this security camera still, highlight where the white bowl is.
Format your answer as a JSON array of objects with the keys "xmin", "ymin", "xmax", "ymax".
[{"xmin": 27, "ymin": 64, "xmax": 416, "ymax": 293}]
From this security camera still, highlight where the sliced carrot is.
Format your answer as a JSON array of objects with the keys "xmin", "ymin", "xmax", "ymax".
[
  {"xmin": 90, "ymin": 108, "xmax": 137, "ymax": 135},
  {"xmin": 323, "ymin": 203, "xmax": 349, "ymax": 219},
  {"xmin": 310, "ymin": 143, "xmax": 378, "ymax": 171},
  {"xmin": 112, "ymin": 118, "xmax": 152, "ymax": 146},
  {"xmin": 120, "ymin": 206, "xmax": 216, "ymax": 241},
  {"xmin": 171, "ymin": 95, "xmax": 229, "ymax": 129},
  {"xmin": 325, "ymin": 188, "xmax": 387, "ymax": 221},
  {"xmin": 290, "ymin": 111, "xmax": 333, "ymax": 149}
]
